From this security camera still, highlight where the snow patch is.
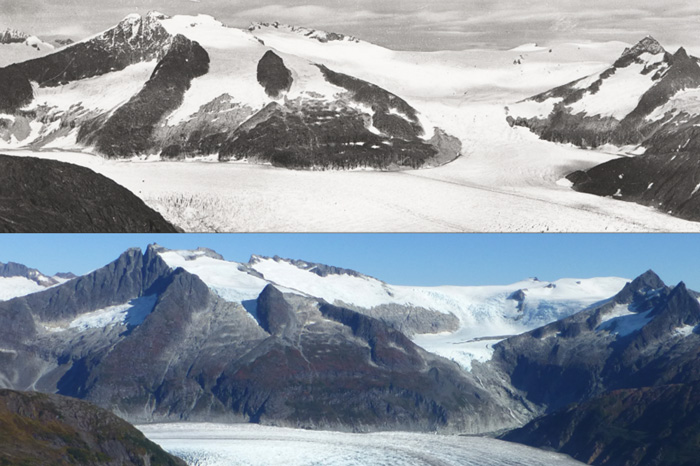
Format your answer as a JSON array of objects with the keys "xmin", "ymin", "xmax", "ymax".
[
  {"xmin": 510, "ymin": 43, "xmax": 548, "ymax": 53},
  {"xmin": 44, "ymin": 295, "xmax": 158, "ymax": 332},
  {"xmin": 567, "ymin": 53, "xmax": 665, "ymax": 120},
  {"xmin": 646, "ymin": 88, "xmax": 700, "ymax": 122},
  {"xmin": 673, "ymin": 324, "xmax": 696, "ymax": 337},
  {"xmin": 159, "ymin": 251, "xmax": 274, "ymax": 303},
  {"xmin": 0, "ymin": 276, "xmax": 46, "ymax": 301},
  {"xmin": 509, "ymin": 97, "xmax": 562, "ymax": 119},
  {"xmin": 597, "ymin": 304, "xmax": 653, "ymax": 336}
]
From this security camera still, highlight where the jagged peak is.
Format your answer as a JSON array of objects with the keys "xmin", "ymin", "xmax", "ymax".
[
  {"xmin": 619, "ymin": 36, "xmax": 665, "ymax": 59},
  {"xmin": 248, "ymin": 21, "xmax": 360, "ymax": 44},
  {"xmin": 673, "ymin": 46, "xmax": 690, "ymax": 60},
  {"xmin": 154, "ymin": 245, "xmax": 225, "ymax": 262},
  {"xmin": 146, "ymin": 11, "xmax": 170, "ymax": 21},
  {"xmin": 146, "ymin": 243, "xmax": 166, "ymax": 254},
  {"xmin": 631, "ymin": 269, "xmax": 665, "ymax": 288},
  {"xmin": 123, "ymin": 247, "xmax": 143, "ymax": 257},
  {"xmin": 249, "ymin": 254, "xmax": 371, "ymax": 280},
  {"xmin": 112, "ymin": 12, "xmax": 168, "ymax": 35},
  {"xmin": 0, "ymin": 28, "xmax": 30, "ymax": 43},
  {"xmin": 120, "ymin": 13, "xmax": 142, "ymax": 24},
  {"xmin": 614, "ymin": 269, "xmax": 666, "ymax": 303}
]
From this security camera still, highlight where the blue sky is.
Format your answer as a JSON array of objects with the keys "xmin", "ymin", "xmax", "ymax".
[
  {"xmin": 0, "ymin": 234, "xmax": 698, "ymax": 289},
  {"xmin": 1, "ymin": 0, "xmax": 699, "ymax": 51}
]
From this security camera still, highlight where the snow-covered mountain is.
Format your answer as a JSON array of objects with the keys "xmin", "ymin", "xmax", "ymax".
[
  {"xmin": 0, "ymin": 28, "xmax": 55, "ymax": 66},
  {"xmin": 156, "ymin": 245, "xmax": 627, "ymax": 369},
  {"xmin": 507, "ymin": 36, "xmax": 695, "ymax": 147},
  {"xmin": 0, "ymin": 261, "xmax": 73, "ymax": 301},
  {"xmin": 507, "ymin": 36, "xmax": 700, "ymax": 221},
  {"xmin": 0, "ymin": 12, "xmax": 460, "ymax": 170}
]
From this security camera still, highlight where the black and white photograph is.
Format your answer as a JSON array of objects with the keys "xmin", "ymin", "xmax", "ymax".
[{"xmin": 2, "ymin": 0, "xmax": 700, "ymax": 232}]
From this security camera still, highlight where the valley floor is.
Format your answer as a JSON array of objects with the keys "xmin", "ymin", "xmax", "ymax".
[
  {"xmin": 6, "ymin": 101, "xmax": 700, "ymax": 232},
  {"xmin": 137, "ymin": 423, "xmax": 584, "ymax": 466}
]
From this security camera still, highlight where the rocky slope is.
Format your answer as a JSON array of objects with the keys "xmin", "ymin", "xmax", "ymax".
[
  {"xmin": 507, "ymin": 36, "xmax": 700, "ymax": 221},
  {"xmin": 0, "ymin": 12, "xmax": 461, "ymax": 170},
  {"xmin": 502, "ymin": 383, "xmax": 700, "ymax": 466},
  {"xmin": 0, "ymin": 389, "xmax": 186, "ymax": 465},
  {"xmin": 0, "ymin": 154, "xmax": 179, "ymax": 232}
]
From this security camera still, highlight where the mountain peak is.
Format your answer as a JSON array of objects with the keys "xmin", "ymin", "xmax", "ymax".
[
  {"xmin": 0, "ymin": 28, "xmax": 30, "ymax": 44},
  {"xmin": 248, "ymin": 21, "xmax": 360, "ymax": 44},
  {"xmin": 618, "ymin": 36, "xmax": 664, "ymax": 59},
  {"xmin": 146, "ymin": 11, "xmax": 170, "ymax": 21},
  {"xmin": 249, "ymin": 255, "xmax": 368, "ymax": 279},
  {"xmin": 673, "ymin": 46, "xmax": 690, "ymax": 60},
  {"xmin": 614, "ymin": 270, "xmax": 666, "ymax": 303}
]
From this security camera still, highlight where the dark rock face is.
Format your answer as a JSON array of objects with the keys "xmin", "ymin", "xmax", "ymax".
[
  {"xmin": 255, "ymin": 285, "xmax": 300, "ymax": 338},
  {"xmin": 568, "ymin": 149, "xmax": 700, "ymax": 221},
  {"xmin": 218, "ymin": 98, "xmax": 450, "ymax": 170},
  {"xmin": 0, "ymin": 66, "xmax": 33, "ymax": 112},
  {"xmin": 316, "ymin": 64, "xmax": 423, "ymax": 138},
  {"xmin": 55, "ymin": 38, "xmax": 75, "ymax": 47},
  {"xmin": 80, "ymin": 34, "xmax": 210, "ymax": 157},
  {"xmin": 613, "ymin": 36, "xmax": 665, "ymax": 68},
  {"xmin": 0, "ymin": 389, "xmax": 186, "ymax": 466},
  {"xmin": 0, "ymin": 154, "xmax": 179, "ymax": 232},
  {"xmin": 0, "ymin": 247, "xmax": 168, "ymax": 327},
  {"xmin": 257, "ymin": 50, "xmax": 293, "ymax": 98},
  {"xmin": 336, "ymin": 302, "xmax": 460, "ymax": 337},
  {"xmin": 502, "ymin": 383, "xmax": 700, "ymax": 466}
]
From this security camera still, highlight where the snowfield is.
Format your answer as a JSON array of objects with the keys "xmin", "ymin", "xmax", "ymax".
[
  {"xmin": 0, "ymin": 276, "xmax": 46, "ymax": 301},
  {"xmin": 138, "ymin": 423, "xmax": 585, "ymax": 466},
  {"xmin": 3, "ymin": 21, "xmax": 700, "ymax": 231}
]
